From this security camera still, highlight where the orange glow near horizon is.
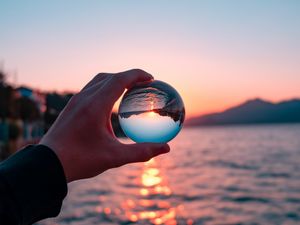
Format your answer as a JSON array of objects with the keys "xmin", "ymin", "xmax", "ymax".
[
  {"xmin": 5, "ymin": 34, "xmax": 300, "ymax": 119},
  {"xmin": 147, "ymin": 101, "xmax": 157, "ymax": 117},
  {"xmin": 150, "ymin": 101, "xmax": 154, "ymax": 111},
  {"xmin": 5, "ymin": 50, "xmax": 300, "ymax": 119},
  {"xmin": 2, "ymin": 2, "xmax": 300, "ymax": 118}
]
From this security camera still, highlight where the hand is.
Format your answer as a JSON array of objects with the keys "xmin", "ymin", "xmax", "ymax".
[{"xmin": 40, "ymin": 69, "xmax": 170, "ymax": 182}]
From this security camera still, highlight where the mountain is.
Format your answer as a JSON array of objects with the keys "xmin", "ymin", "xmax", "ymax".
[{"xmin": 185, "ymin": 98, "xmax": 300, "ymax": 126}]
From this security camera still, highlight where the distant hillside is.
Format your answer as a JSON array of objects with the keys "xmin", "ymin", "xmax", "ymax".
[{"xmin": 185, "ymin": 98, "xmax": 300, "ymax": 126}]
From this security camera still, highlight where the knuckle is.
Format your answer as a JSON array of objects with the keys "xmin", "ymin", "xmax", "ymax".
[
  {"xmin": 93, "ymin": 73, "xmax": 111, "ymax": 84},
  {"xmin": 113, "ymin": 73, "xmax": 122, "ymax": 82},
  {"xmin": 132, "ymin": 68, "xmax": 142, "ymax": 74},
  {"xmin": 95, "ymin": 73, "xmax": 106, "ymax": 79},
  {"xmin": 112, "ymin": 74, "xmax": 126, "ymax": 86}
]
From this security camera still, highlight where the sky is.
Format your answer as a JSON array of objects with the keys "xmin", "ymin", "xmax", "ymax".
[{"xmin": 1, "ymin": 1, "xmax": 300, "ymax": 117}]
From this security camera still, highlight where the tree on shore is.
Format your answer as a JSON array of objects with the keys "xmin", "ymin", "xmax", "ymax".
[{"xmin": 0, "ymin": 70, "xmax": 15, "ymax": 120}]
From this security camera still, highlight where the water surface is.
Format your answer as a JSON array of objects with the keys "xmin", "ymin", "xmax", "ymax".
[{"xmin": 38, "ymin": 124, "xmax": 300, "ymax": 225}]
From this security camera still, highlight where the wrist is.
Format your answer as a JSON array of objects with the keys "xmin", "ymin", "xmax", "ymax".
[{"xmin": 39, "ymin": 138, "xmax": 73, "ymax": 183}]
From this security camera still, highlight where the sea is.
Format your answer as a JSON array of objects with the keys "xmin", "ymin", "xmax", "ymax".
[{"xmin": 37, "ymin": 124, "xmax": 300, "ymax": 225}]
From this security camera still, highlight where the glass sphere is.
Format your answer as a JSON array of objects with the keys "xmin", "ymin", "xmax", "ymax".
[{"xmin": 118, "ymin": 80, "xmax": 185, "ymax": 143}]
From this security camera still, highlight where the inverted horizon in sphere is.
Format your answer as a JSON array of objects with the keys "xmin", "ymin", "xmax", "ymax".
[{"xmin": 118, "ymin": 80, "xmax": 185, "ymax": 143}]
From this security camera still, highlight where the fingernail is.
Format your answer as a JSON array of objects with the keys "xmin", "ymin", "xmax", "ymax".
[{"xmin": 147, "ymin": 73, "xmax": 154, "ymax": 80}]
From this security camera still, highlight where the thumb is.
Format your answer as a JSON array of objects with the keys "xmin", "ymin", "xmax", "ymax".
[{"xmin": 121, "ymin": 143, "xmax": 170, "ymax": 164}]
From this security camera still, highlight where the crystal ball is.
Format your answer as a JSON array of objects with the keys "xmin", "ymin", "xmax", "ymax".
[{"xmin": 118, "ymin": 80, "xmax": 185, "ymax": 143}]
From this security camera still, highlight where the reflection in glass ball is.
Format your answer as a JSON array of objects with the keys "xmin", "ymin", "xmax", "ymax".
[{"xmin": 118, "ymin": 80, "xmax": 185, "ymax": 143}]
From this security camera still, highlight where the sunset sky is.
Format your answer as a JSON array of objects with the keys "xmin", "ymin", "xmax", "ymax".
[{"xmin": 1, "ymin": 1, "xmax": 300, "ymax": 117}]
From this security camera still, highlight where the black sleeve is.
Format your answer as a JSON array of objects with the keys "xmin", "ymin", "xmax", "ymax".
[{"xmin": 0, "ymin": 145, "xmax": 68, "ymax": 225}]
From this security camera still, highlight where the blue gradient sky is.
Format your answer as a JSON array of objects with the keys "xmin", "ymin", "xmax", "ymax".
[{"xmin": 1, "ymin": 1, "xmax": 299, "ymax": 117}]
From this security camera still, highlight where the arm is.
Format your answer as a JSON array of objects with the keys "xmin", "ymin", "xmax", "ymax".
[
  {"xmin": 0, "ymin": 69, "xmax": 170, "ymax": 224},
  {"xmin": 0, "ymin": 145, "xmax": 67, "ymax": 225}
]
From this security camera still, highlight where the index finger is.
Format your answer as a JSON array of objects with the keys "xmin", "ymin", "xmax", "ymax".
[{"xmin": 97, "ymin": 69, "xmax": 154, "ymax": 109}]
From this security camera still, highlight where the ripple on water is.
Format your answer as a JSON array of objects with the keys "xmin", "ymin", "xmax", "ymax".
[{"xmin": 37, "ymin": 125, "xmax": 300, "ymax": 225}]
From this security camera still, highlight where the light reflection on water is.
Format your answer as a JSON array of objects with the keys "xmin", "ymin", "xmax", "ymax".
[
  {"xmin": 94, "ymin": 158, "xmax": 185, "ymax": 225},
  {"xmin": 38, "ymin": 124, "xmax": 300, "ymax": 225}
]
